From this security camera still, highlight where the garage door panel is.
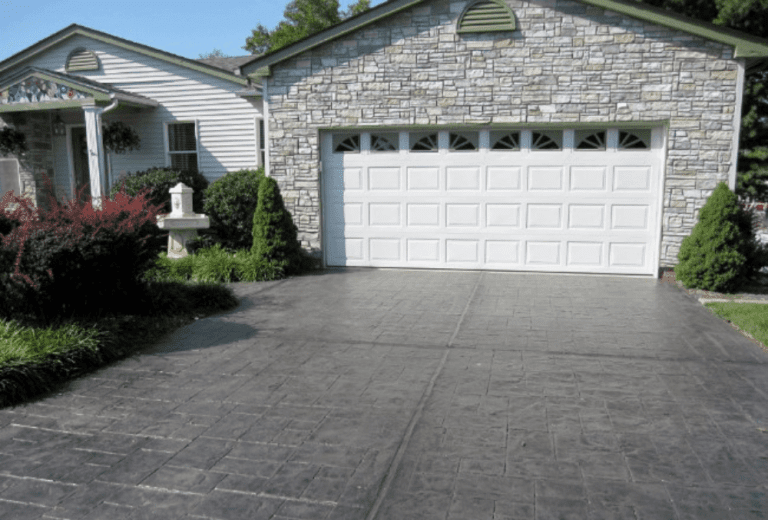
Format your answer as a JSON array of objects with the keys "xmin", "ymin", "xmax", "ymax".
[
  {"xmin": 613, "ymin": 166, "xmax": 651, "ymax": 191},
  {"xmin": 486, "ymin": 204, "xmax": 521, "ymax": 228},
  {"xmin": 570, "ymin": 166, "xmax": 607, "ymax": 191},
  {"xmin": 528, "ymin": 167, "xmax": 564, "ymax": 191},
  {"xmin": 447, "ymin": 167, "xmax": 481, "ymax": 191},
  {"xmin": 369, "ymin": 167, "xmax": 401, "ymax": 190},
  {"xmin": 485, "ymin": 240, "xmax": 521, "ymax": 265},
  {"xmin": 446, "ymin": 204, "xmax": 480, "ymax": 227},
  {"xmin": 407, "ymin": 203, "xmax": 441, "ymax": 226},
  {"xmin": 526, "ymin": 242, "xmax": 561, "ymax": 265},
  {"xmin": 407, "ymin": 167, "xmax": 440, "ymax": 190},
  {"xmin": 568, "ymin": 204, "xmax": 605, "ymax": 229},
  {"xmin": 527, "ymin": 204, "xmax": 562, "ymax": 229},
  {"xmin": 407, "ymin": 239, "xmax": 440, "ymax": 262},
  {"xmin": 370, "ymin": 238, "xmax": 401, "ymax": 261},
  {"xmin": 446, "ymin": 239, "xmax": 480, "ymax": 263},
  {"xmin": 609, "ymin": 243, "xmax": 647, "ymax": 267},
  {"xmin": 369, "ymin": 203, "xmax": 401, "ymax": 226},
  {"xmin": 487, "ymin": 167, "xmax": 522, "ymax": 190},
  {"xmin": 566, "ymin": 242, "xmax": 604, "ymax": 267},
  {"xmin": 611, "ymin": 205, "xmax": 649, "ymax": 230}
]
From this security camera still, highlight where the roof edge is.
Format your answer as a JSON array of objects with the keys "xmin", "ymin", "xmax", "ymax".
[
  {"xmin": 0, "ymin": 24, "xmax": 250, "ymax": 86},
  {"xmin": 241, "ymin": 0, "xmax": 768, "ymax": 76}
]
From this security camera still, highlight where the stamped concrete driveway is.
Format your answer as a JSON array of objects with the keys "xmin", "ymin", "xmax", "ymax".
[{"xmin": 0, "ymin": 269, "xmax": 766, "ymax": 519}]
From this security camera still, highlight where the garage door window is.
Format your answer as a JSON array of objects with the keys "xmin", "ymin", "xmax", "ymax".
[
  {"xmin": 449, "ymin": 132, "xmax": 478, "ymax": 151},
  {"xmin": 531, "ymin": 131, "xmax": 561, "ymax": 150},
  {"xmin": 334, "ymin": 134, "xmax": 360, "ymax": 153},
  {"xmin": 491, "ymin": 131, "xmax": 520, "ymax": 150},
  {"xmin": 410, "ymin": 132, "xmax": 439, "ymax": 152},
  {"xmin": 618, "ymin": 130, "xmax": 650, "ymax": 150},
  {"xmin": 576, "ymin": 130, "xmax": 607, "ymax": 151},
  {"xmin": 371, "ymin": 133, "xmax": 399, "ymax": 152}
]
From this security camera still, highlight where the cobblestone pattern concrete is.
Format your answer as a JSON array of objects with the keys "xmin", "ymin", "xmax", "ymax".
[
  {"xmin": 0, "ymin": 269, "xmax": 766, "ymax": 519},
  {"xmin": 264, "ymin": 0, "xmax": 742, "ymax": 267}
]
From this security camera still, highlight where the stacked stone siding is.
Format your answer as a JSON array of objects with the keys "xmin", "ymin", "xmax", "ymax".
[
  {"xmin": 265, "ymin": 0, "xmax": 742, "ymax": 268},
  {"xmin": 0, "ymin": 113, "xmax": 55, "ymax": 209}
]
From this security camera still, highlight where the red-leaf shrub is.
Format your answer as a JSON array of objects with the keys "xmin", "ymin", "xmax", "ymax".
[{"xmin": 0, "ymin": 173, "xmax": 167, "ymax": 323}]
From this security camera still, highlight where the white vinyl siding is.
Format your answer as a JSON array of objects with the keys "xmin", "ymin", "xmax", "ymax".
[{"xmin": 24, "ymin": 35, "xmax": 262, "ymax": 182}]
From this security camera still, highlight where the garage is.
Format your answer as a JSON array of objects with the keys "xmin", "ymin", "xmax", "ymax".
[{"xmin": 322, "ymin": 128, "xmax": 664, "ymax": 275}]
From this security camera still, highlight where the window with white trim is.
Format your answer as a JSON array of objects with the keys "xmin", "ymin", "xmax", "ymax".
[{"xmin": 167, "ymin": 122, "xmax": 198, "ymax": 171}]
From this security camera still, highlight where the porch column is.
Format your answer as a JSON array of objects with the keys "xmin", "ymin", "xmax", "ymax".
[{"xmin": 82, "ymin": 102, "xmax": 106, "ymax": 208}]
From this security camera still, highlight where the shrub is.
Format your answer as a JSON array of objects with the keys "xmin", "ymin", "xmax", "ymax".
[
  {"xmin": 251, "ymin": 176, "xmax": 305, "ymax": 275},
  {"xmin": 201, "ymin": 168, "xmax": 265, "ymax": 252},
  {"xmin": 109, "ymin": 167, "xmax": 208, "ymax": 215},
  {"xmin": 0, "ymin": 173, "xmax": 166, "ymax": 324},
  {"xmin": 675, "ymin": 182, "xmax": 768, "ymax": 292}
]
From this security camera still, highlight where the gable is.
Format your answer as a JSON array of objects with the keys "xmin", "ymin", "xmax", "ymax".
[
  {"xmin": 241, "ymin": 0, "xmax": 768, "ymax": 77},
  {"xmin": 0, "ymin": 24, "xmax": 249, "ymax": 87}
]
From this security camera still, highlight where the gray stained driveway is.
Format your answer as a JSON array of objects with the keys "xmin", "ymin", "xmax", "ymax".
[{"xmin": 0, "ymin": 269, "xmax": 766, "ymax": 519}]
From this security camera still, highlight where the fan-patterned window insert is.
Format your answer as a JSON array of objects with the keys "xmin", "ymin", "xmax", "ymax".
[
  {"xmin": 333, "ymin": 134, "xmax": 360, "ymax": 153},
  {"xmin": 531, "ymin": 131, "xmax": 562, "ymax": 151},
  {"xmin": 576, "ymin": 130, "xmax": 606, "ymax": 151},
  {"xmin": 371, "ymin": 133, "xmax": 399, "ymax": 152},
  {"xmin": 618, "ymin": 130, "xmax": 650, "ymax": 150},
  {"xmin": 449, "ymin": 132, "xmax": 478, "ymax": 151},
  {"xmin": 457, "ymin": 0, "xmax": 516, "ymax": 34},
  {"xmin": 410, "ymin": 133, "xmax": 439, "ymax": 152},
  {"xmin": 491, "ymin": 131, "xmax": 520, "ymax": 151}
]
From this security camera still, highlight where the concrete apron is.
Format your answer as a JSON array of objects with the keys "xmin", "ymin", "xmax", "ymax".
[{"xmin": 0, "ymin": 268, "xmax": 766, "ymax": 519}]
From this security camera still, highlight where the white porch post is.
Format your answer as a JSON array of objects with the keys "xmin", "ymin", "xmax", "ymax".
[{"xmin": 82, "ymin": 102, "xmax": 106, "ymax": 208}]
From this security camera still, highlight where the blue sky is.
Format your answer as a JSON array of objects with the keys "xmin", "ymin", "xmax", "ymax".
[{"xmin": 0, "ymin": 0, "xmax": 384, "ymax": 61}]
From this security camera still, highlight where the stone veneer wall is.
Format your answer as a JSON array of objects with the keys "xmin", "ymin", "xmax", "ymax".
[
  {"xmin": 265, "ymin": 0, "xmax": 742, "ymax": 268},
  {"xmin": 0, "ymin": 113, "xmax": 55, "ymax": 210}
]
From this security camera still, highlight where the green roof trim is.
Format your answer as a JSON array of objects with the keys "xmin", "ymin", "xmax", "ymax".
[
  {"xmin": 457, "ymin": 0, "xmax": 516, "ymax": 34},
  {"xmin": 0, "ymin": 24, "xmax": 248, "ymax": 86},
  {"xmin": 580, "ymin": 0, "xmax": 768, "ymax": 59},
  {"xmin": 240, "ymin": 0, "xmax": 768, "ymax": 75}
]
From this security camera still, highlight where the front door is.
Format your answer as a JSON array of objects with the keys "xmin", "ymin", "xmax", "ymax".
[{"xmin": 71, "ymin": 127, "xmax": 90, "ymax": 202}]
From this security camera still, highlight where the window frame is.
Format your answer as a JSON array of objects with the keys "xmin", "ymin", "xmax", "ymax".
[{"xmin": 164, "ymin": 120, "xmax": 200, "ymax": 171}]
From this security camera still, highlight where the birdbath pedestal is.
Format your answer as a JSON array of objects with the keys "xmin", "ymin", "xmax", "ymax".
[{"xmin": 156, "ymin": 182, "xmax": 209, "ymax": 259}]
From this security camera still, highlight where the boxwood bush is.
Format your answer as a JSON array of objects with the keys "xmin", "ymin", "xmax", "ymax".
[
  {"xmin": 109, "ymin": 167, "xmax": 208, "ymax": 214},
  {"xmin": 191, "ymin": 167, "xmax": 265, "ymax": 253},
  {"xmin": 675, "ymin": 182, "xmax": 768, "ymax": 292}
]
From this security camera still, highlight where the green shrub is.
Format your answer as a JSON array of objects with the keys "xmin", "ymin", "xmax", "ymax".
[
  {"xmin": 201, "ymin": 168, "xmax": 265, "ymax": 252},
  {"xmin": 0, "ymin": 176, "xmax": 166, "ymax": 324},
  {"xmin": 109, "ymin": 167, "xmax": 209, "ymax": 215},
  {"xmin": 251, "ymin": 177, "xmax": 304, "ymax": 275},
  {"xmin": 675, "ymin": 182, "xmax": 768, "ymax": 292}
]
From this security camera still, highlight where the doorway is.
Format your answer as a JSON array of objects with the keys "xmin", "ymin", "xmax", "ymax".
[{"xmin": 70, "ymin": 127, "xmax": 89, "ymax": 202}]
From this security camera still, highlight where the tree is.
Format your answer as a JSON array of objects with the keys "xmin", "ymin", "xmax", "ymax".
[
  {"xmin": 198, "ymin": 48, "xmax": 232, "ymax": 59},
  {"xmin": 639, "ymin": 0, "xmax": 768, "ymax": 221},
  {"xmin": 244, "ymin": 0, "xmax": 371, "ymax": 55}
]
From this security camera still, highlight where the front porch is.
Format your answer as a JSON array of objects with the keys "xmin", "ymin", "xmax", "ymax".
[{"xmin": 0, "ymin": 66, "xmax": 157, "ymax": 209}]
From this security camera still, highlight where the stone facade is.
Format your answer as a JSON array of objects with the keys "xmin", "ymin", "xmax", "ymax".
[
  {"xmin": 0, "ymin": 113, "xmax": 56, "ymax": 210},
  {"xmin": 264, "ymin": 0, "xmax": 743, "ymax": 268}
]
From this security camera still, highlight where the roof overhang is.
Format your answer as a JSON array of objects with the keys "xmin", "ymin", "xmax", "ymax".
[
  {"xmin": 0, "ymin": 66, "xmax": 158, "ymax": 113},
  {"xmin": 240, "ymin": 0, "xmax": 768, "ymax": 78},
  {"xmin": 0, "ymin": 24, "xmax": 249, "ymax": 87}
]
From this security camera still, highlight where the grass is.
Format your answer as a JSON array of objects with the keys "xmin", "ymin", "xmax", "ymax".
[
  {"xmin": 145, "ymin": 244, "xmax": 284, "ymax": 283},
  {"xmin": 0, "ymin": 256, "xmax": 243, "ymax": 408},
  {"xmin": 705, "ymin": 302, "xmax": 768, "ymax": 351}
]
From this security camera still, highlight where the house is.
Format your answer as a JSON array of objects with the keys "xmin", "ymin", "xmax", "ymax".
[
  {"xmin": 234, "ymin": 0, "xmax": 768, "ymax": 277},
  {"xmin": 4, "ymin": 0, "xmax": 768, "ymax": 278},
  {"xmin": 0, "ymin": 24, "xmax": 264, "ymax": 210}
]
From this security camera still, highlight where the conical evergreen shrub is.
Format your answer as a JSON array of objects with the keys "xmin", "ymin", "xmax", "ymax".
[
  {"xmin": 675, "ymin": 182, "xmax": 767, "ymax": 292},
  {"xmin": 251, "ymin": 176, "xmax": 304, "ymax": 275}
]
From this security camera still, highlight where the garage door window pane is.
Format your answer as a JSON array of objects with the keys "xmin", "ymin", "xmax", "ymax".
[
  {"xmin": 333, "ymin": 134, "xmax": 360, "ymax": 153},
  {"xmin": 576, "ymin": 131, "xmax": 606, "ymax": 151},
  {"xmin": 490, "ymin": 131, "xmax": 520, "ymax": 150},
  {"xmin": 618, "ymin": 130, "xmax": 650, "ymax": 150},
  {"xmin": 371, "ymin": 133, "xmax": 399, "ymax": 152},
  {"xmin": 531, "ymin": 131, "xmax": 562, "ymax": 150},
  {"xmin": 449, "ymin": 132, "xmax": 478, "ymax": 151},
  {"xmin": 410, "ymin": 133, "xmax": 439, "ymax": 152}
]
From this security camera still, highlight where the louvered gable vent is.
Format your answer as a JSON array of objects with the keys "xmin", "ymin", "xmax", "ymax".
[
  {"xmin": 66, "ymin": 48, "xmax": 99, "ymax": 72},
  {"xmin": 457, "ymin": 0, "xmax": 516, "ymax": 34}
]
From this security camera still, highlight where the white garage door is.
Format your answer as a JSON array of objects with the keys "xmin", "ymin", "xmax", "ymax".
[{"xmin": 321, "ymin": 128, "xmax": 664, "ymax": 275}]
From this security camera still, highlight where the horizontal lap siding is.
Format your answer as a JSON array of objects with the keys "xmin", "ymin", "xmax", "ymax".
[{"xmin": 25, "ymin": 35, "xmax": 261, "ymax": 184}]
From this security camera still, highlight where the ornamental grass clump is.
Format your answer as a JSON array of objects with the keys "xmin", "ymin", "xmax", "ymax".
[
  {"xmin": 675, "ymin": 182, "xmax": 768, "ymax": 293},
  {"xmin": 0, "ymin": 173, "xmax": 166, "ymax": 325}
]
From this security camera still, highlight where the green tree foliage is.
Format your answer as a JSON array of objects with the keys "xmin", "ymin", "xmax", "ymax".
[
  {"xmin": 675, "ymin": 182, "xmax": 767, "ymax": 292},
  {"xmin": 251, "ymin": 177, "xmax": 304, "ymax": 275},
  {"xmin": 200, "ymin": 167, "xmax": 265, "ymax": 252},
  {"xmin": 245, "ymin": 0, "xmax": 371, "ymax": 55},
  {"xmin": 639, "ymin": 0, "xmax": 768, "ymax": 206}
]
